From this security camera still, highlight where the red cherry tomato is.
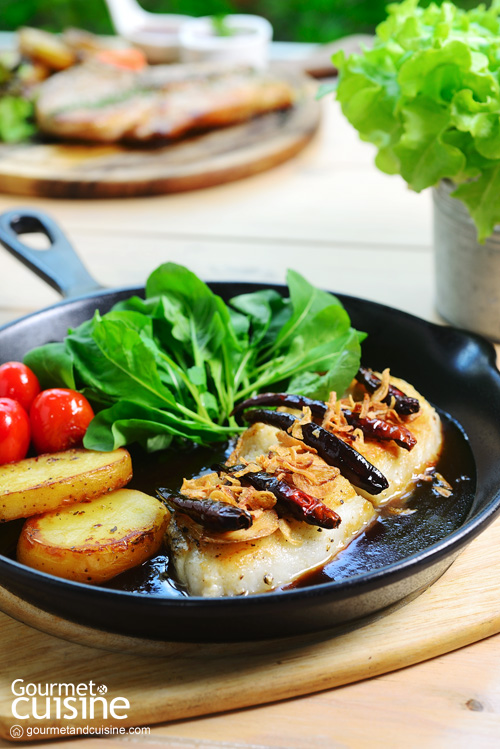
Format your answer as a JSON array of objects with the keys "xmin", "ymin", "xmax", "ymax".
[
  {"xmin": 0, "ymin": 398, "xmax": 30, "ymax": 464},
  {"xmin": 30, "ymin": 389, "xmax": 94, "ymax": 454},
  {"xmin": 0, "ymin": 361, "xmax": 41, "ymax": 412}
]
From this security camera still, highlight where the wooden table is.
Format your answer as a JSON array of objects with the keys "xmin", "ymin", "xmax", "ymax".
[{"xmin": 0, "ymin": 93, "xmax": 499, "ymax": 747}]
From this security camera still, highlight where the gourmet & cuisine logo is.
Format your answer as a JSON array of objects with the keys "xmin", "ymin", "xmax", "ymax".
[
  {"xmin": 11, "ymin": 679, "xmax": 129, "ymax": 721},
  {"xmin": 7, "ymin": 679, "xmax": 151, "ymax": 739}
]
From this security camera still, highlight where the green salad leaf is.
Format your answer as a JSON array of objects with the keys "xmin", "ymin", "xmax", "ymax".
[
  {"xmin": 0, "ymin": 58, "xmax": 37, "ymax": 143},
  {"xmin": 332, "ymin": 0, "xmax": 500, "ymax": 241},
  {"xmin": 24, "ymin": 264, "xmax": 365, "ymax": 452},
  {"xmin": 0, "ymin": 96, "xmax": 36, "ymax": 143}
]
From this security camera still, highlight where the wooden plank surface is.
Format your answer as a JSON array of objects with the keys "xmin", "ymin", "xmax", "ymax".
[{"xmin": 0, "ymin": 94, "xmax": 498, "ymax": 747}]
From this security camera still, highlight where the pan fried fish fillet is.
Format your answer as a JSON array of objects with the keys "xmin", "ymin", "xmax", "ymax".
[
  {"xmin": 347, "ymin": 376, "xmax": 443, "ymax": 506},
  {"xmin": 165, "ymin": 374, "xmax": 442, "ymax": 597},
  {"xmin": 166, "ymin": 428, "xmax": 376, "ymax": 597},
  {"xmin": 35, "ymin": 62, "xmax": 295, "ymax": 143},
  {"xmin": 168, "ymin": 491, "xmax": 374, "ymax": 597},
  {"xmin": 232, "ymin": 375, "xmax": 443, "ymax": 510}
]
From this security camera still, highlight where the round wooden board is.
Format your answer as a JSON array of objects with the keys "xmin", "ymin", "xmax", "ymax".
[{"xmin": 0, "ymin": 77, "xmax": 320, "ymax": 200}]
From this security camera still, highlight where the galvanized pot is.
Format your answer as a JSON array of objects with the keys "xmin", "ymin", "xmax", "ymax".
[{"xmin": 433, "ymin": 180, "xmax": 500, "ymax": 341}]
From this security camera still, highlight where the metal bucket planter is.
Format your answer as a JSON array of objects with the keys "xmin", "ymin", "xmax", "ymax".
[{"xmin": 433, "ymin": 180, "xmax": 500, "ymax": 341}]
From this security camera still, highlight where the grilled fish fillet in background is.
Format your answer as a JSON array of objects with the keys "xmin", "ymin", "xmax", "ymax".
[{"xmin": 35, "ymin": 62, "xmax": 296, "ymax": 143}]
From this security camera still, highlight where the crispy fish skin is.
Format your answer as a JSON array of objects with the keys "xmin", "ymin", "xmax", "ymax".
[{"xmin": 35, "ymin": 62, "xmax": 296, "ymax": 143}]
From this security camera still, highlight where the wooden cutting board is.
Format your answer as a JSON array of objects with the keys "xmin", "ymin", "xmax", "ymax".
[
  {"xmin": 0, "ymin": 75, "xmax": 320, "ymax": 200},
  {"xmin": 1, "ymin": 512, "xmax": 499, "ymax": 742}
]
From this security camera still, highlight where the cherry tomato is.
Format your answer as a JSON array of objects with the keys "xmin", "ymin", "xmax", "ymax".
[
  {"xmin": 0, "ymin": 361, "xmax": 41, "ymax": 412},
  {"xmin": 30, "ymin": 389, "xmax": 94, "ymax": 454},
  {"xmin": 0, "ymin": 398, "xmax": 30, "ymax": 464}
]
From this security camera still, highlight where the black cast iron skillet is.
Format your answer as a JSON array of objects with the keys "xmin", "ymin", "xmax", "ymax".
[{"xmin": 0, "ymin": 208, "xmax": 499, "ymax": 644}]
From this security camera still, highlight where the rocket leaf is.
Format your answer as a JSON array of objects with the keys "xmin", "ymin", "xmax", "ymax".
[{"xmin": 25, "ymin": 263, "xmax": 364, "ymax": 451}]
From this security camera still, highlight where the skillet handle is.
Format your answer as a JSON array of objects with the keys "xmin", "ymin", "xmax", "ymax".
[{"xmin": 0, "ymin": 208, "xmax": 103, "ymax": 299}]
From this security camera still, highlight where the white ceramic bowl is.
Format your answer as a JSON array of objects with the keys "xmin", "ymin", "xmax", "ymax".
[
  {"xmin": 125, "ymin": 14, "xmax": 189, "ymax": 64},
  {"xmin": 179, "ymin": 15, "xmax": 273, "ymax": 69},
  {"xmin": 104, "ymin": 0, "xmax": 189, "ymax": 63}
]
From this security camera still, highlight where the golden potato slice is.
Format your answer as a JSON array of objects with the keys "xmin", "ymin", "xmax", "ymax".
[
  {"xmin": 17, "ymin": 489, "xmax": 169, "ymax": 584},
  {"xmin": 0, "ymin": 448, "xmax": 132, "ymax": 522},
  {"xmin": 18, "ymin": 27, "xmax": 76, "ymax": 70}
]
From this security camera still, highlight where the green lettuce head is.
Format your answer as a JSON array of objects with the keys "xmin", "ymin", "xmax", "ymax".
[{"xmin": 333, "ymin": 0, "xmax": 500, "ymax": 241}]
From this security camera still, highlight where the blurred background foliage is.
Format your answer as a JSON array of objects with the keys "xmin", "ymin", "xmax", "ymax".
[{"xmin": 0, "ymin": 0, "xmax": 485, "ymax": 44}]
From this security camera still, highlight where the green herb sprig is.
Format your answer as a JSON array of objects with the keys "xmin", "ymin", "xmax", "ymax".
[
  {"xmin": 24, "ymin": 264, "xmax": 365, "ymax": 452},
  {"xmin": 333, "ymin": 0, "xmax": 500, "ymax": 242},
  {"xmin": 211, "ymin": 15, "xmax": 235, "ymax": 37}
]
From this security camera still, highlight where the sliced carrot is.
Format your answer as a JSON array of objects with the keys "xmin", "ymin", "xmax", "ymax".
[{"xmin": 95, "ymin": 48, "xmax": 147, "ymax": 71}]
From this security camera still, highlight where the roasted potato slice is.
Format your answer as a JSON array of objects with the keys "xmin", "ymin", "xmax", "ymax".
[
  {"xmin": 17, "ymin": 489, "xmax": 169, "ymax": 584},
  {"xmin": 0, "ymin": 448, "xmax": 132, "ymax": 522},
  {"xmin": 18, "ymin": 27, "xmax": 76, "ymax": 71}
]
